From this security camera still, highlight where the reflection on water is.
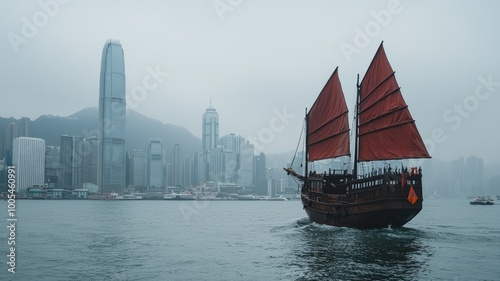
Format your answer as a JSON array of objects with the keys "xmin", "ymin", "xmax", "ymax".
[{"xmin": 287, "ymin": 219, "xmax": 431, "ymax": 281}]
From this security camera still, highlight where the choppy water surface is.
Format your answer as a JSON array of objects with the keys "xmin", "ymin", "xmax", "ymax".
[{"xmin": 1, "ymin": 198, "xmax": 499, "ymax": 280}]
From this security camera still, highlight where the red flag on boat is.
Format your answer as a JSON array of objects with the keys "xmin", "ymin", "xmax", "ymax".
[{"xmin": 407, "ymin": 185, "xmax": 418, "ymax": 204}]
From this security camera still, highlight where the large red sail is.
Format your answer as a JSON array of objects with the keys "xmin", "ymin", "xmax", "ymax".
[
  {"xmin": 307, "ymin": 67, "xmax": 350, "ymax": 161},
  {"xmin": 358, "ymin": 42, "xmax": 430, "ymax": 161}
]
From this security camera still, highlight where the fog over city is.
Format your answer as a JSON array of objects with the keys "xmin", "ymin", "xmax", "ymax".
[{"xmin": 1, "ymin": 0, "xmax": 499, "ymax": 164}]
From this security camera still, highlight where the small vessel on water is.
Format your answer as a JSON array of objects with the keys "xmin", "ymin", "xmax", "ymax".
[
  {"xmin": 122, "ymin": 194, "xmax": 143, "ymax": 200},
  {"xmin": 285, "ymin": 42, "xmax": 431, "ymax": 228},
  {"xmin": 163, "ymin": 192, "xmax": 196, "ymax": 200},
  {"xmin": 106, "ymin": 192, "xmax": 124, "ymax": 200},
  {"xmin": 470, "ymin": 196, "xmax": 494, "ymax": 205}
]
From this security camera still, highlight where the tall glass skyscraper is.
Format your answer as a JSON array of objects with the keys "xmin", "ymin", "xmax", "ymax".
[
  {"xmin": 202, "ymin": 103, "xmax": 219, "ymax": 153},
  {"xmin": 98, "ymin": 39, "xmax": 126, "ymax": 194}
]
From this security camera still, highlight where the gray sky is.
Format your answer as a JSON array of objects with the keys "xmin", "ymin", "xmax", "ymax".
[{"xmin": 1, "ymin": 0, "xmax": 499, "ymax": 164}]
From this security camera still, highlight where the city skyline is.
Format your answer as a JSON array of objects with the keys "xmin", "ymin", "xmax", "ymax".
[
  {"xmin": 1, "ymin": 103, "xmax": 498, "ymax": 197},
  {"xmin": 1, "ymin": 1, "xmax": 499, "ymax": 164}
]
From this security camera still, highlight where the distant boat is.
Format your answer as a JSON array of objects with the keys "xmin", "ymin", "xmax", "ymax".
[
  {"xmin": 496, "ymin": 195, "xmax": 500, "ymax": 200},
  {"xmin": 284, "ymin": 42, "xmax": 431, "ymax": 228},
  {"xmin": 163, "ymin": 192, "xmax": 195, "ymax": 200},
  {"xmin": 266, "ymin": 196, "xmax": 288, "ymax": 201},
  {"xmin": 237, "ymin": 195, "xmax": 260, "ymax": 200},
  {"xmin": 122, "ymin": 194, "xmax": 143, "ymax": 200},
  {"xmin": 106, "ymin": 192, "xmax": 124, "ymax": 200},
  {"xmin": 470, "ymin": 196, "xmax": 494, "ymax": 205}
]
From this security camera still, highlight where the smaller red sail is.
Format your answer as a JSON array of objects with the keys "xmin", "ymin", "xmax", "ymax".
[
  {"xmin": 358, "ymin": 42, "xmax": 430, "ymax": 161},
  {"xmin": 307, "ymin": 67, "xmax": 350, "ymax": 162}
]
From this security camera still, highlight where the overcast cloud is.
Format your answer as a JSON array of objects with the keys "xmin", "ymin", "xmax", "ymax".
[{"xmin": 1, "ymin": 0, "xmax": 499, "ymax": 164}]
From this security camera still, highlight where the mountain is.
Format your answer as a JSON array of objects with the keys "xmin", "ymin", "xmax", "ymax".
[{"xmin": 0, "ymin": 107, "xmax": 201, "ymax": 160}]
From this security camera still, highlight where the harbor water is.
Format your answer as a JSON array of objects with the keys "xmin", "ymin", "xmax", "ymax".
[{"xmin": 1, "ymin": 198, "xmax": 499, "ymax": 280}]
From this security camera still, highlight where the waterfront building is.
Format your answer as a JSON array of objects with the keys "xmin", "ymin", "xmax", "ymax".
[
  {"xmin": 82, "ymin": 136, "xmax": 98, "ymax": 185},
  {"xmin": 97, "ymin": 39, "xmax": 126, "ymax": 194},
  {"xmin": 465, "ymin": 156, "xmax": 484, "ymax": 196},
  {"xmin": 129, "ymin": 149, "xmax": 146, "ymax": 190},
  {"xmin": 4, "ymin": 122, "xmax": 17, "ymax": 165},
  {"xmin": 59, "ymin": 135, "xmax": 76, "ymax": 189},
  {"xmin": 173, "ymin": 144, "xmax": 181, "ymax": 186},
  {"xmin": 45, "ymin": 145, "xmax": 60, "ymax": 188},
  {"xmin": 147, "ymin": 139, "xmax": 163, "ymax": 190},
  {"xmin": 238, "ymin": 141, "xmax": 254, "ymax": 187},
  {"xmin": 12, "ymin": 137, "xmax": 45, "ymax": 192},
  {"xmin": 254, "ymin": 152, "xmax": 267, "ymax": 195}
]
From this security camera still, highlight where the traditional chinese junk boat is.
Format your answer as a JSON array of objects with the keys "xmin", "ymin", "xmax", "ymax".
[{"xmin": 285, "ymin": 42, "xmax": 431, "ymax": 228}]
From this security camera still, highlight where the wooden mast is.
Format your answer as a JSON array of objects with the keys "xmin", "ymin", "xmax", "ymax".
[
  {"xmin": 304, "ymin": 107, "xmax": 309, "ymax": 189},
  {"xmin": 353, "ymin": 74, "xmax": 360, "ymax": 179}
]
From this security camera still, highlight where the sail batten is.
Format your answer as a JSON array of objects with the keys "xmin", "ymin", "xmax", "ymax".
[
  {"xmin": 359, "ymin": 119, "xmax": 414, "ymax": 136},
  {"xmin": 307, "ymin": 67, "xmax": 350, "ymax": 162},
  {"xmin": 360, "ymin": 71, "xmax": 396, "ymax": 104},
  {"xmin": 358, "ymin": 42, "xmax": 430, "ymax": 161}
]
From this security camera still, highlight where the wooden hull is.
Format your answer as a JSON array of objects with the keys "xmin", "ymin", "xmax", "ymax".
[
  {"xmin": 302, "ymin": 196, "xmax": 421, "ymax": 228},
  {"xmin": 301, "ymin": 174, "xmax": 423, "ymax": 228}
]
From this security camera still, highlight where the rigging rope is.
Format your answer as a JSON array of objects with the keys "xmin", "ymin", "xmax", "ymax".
[{"xmin": 290, "ymin": 119, "xmax": 305, "ymax": 168}]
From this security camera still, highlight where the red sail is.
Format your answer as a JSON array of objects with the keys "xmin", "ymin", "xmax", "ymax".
[
  {"xmin": 358, "ymin": 43, "xmax": 430, "ymax": 161},
  {"xmin": 307, "ymin": 67, "xmax": 350, "ymax": 161}
]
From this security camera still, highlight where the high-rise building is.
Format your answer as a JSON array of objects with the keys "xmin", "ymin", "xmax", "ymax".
[
  {"xmin": 147, "ymin": 139, "xmax": 163, "ymax": 190},
  {"xmin": 129, "ymin": 149, "xmax": 146, "ymax": 190},
  {"xmin": 173, "ymin": 144, "xmax": 181, "ymax": 186},
  {"xmin": 238, "ymin": 141, "xmax": 254, "ymax": 187},
  {"xmin": 60, "ymin": 135, "xmax": 97, "ymax": 189},
  {"xmin": 97, "ymin": 39, "xmax": 126, "ymax": 194},
  {"xmin": 12, "ymin": 137, "xmax": 45, "ymax": 192},
  {"xmin": 465, "ymin": 156, "xmax": 484, "ymax": 196},
  {"xmin": 19, "ymin": 117, "xmax": 30, "ymax": 137},
  {"xmin": 182, "ymin": 155, "xmax": 192, "ymax": 187},
  {"xmin": 254, "ymin": 152, "xmax": 267, "ymax": 195},
  {"xmin": 4, "ymin": 122, "xmax": 17, "ymax": 166},
  {"xmin": 202, "ymin": 103, "xmax": 219, "ymax": 153},
  {"xmin": 59, "ymin": 135, "xmax": 75, "ymax": 189},
  {"xmin": 82, "ymin": 136, "xmax": 98, "ymax": 185},
  {"xmin": 45, "ymin": 145, "xmax": 60, "ymax": 188},
  {"xmin": 220, "ymin": 134, "xmax": 246, "ymax": 183}
]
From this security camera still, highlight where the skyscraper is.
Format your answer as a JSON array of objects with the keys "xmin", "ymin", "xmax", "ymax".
[
  {"xmin": 82, "ymin": 136, "xmax": 98, "ymax": 186},
  {"xmin": 238, "ymin": 141, "xmax": 254, "ymax": 187},
  {"xmin": 129, "ymin": 149, "xmax": 146, "ymax": 190},
  {"xmin": 4, "ymin": 122, "xmax": 17, "ymax": 165},
  {"xmin": 59, "ymin": 135, "xmax": 75, "ymax": 189},
  {"xmin": 12, "ymin": 137, "xmax": 45, "ymax": 192},
  {"xmin": 202, "ymin": 103, "xmax": 219, "ymax": 153},
  {"xmin": 254, "ymin": 152, "xmax": 267, "ymax": 195},
  {"xmin": 98, "ymin": 39, "xmax": 126, "ymax": 194},
  {"xmin": 45, "ymin": 145, "xmax": 60, "ymax": 188},
  {"xmin": 147, "ymin": 139, "xmax": 163, "ymax": 190},
  {"xmin": 173, "ymin": 144, "xmax": 181, "ymax": 186}
]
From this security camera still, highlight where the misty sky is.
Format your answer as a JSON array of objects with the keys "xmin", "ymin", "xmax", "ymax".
[{"xmin": 1, "ymin": 0, "xmax": 499, "ymax": 164}]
